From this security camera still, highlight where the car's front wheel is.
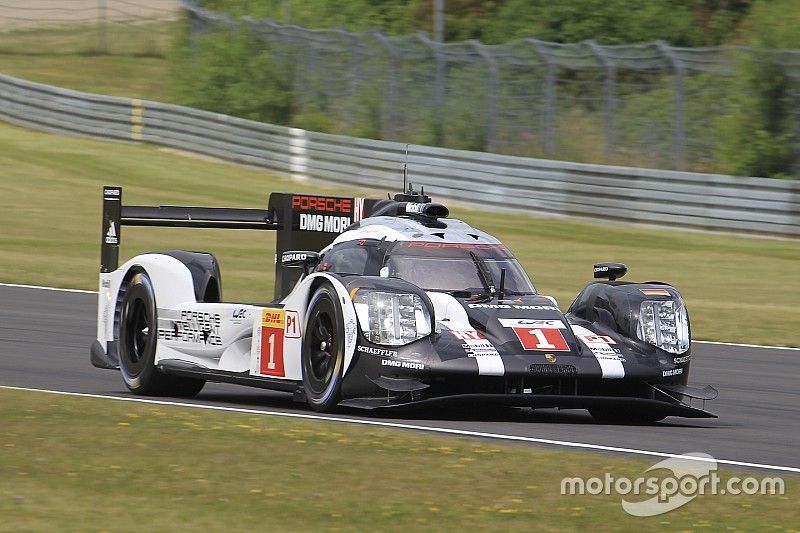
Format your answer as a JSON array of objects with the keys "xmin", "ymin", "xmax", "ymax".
[
  {"xmin": 301, "ymin": 283, "xmax": 345, "ymax": 412},
  {"xmin": 118, "ymin": 270, "xmax": 205, "ymax": 397}
]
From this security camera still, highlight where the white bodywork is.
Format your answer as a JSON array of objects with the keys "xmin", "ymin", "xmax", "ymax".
[{"xmin": 97, "ymin": 255, "xmax": 357, "ymax": 382}]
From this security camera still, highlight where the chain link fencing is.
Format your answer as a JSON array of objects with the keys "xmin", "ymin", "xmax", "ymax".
[
  {"xmin": 2, "ymin": 1, "xmax": 799, "ymax": 175},
  {"xmin": 2, "ymin": 73, "xmax": 798, "ymax": 236},
  {"xmin": 181, "ymin": 0, "xmax": 800, "ymax": 175}
]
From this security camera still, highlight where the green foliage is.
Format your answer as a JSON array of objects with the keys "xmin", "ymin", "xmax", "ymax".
[
  {"xmin": 176, "ymin": 1, "xmax": 800, "ymax": 177},
  {"xmin": 717, "ymin": 0, "xmax": 800, "ymax": 178},
  {"xmin": 198, "ymin": 0, "xmax": 748, "ymax": 45},
  {"xmin": 171, "ymin": 20, "xmax": 292, "ymax": 124}
]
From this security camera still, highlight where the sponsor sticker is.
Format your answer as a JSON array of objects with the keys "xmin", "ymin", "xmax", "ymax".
[
  {"xmin": 158, "ymin": 311, "xmax": 223, "ymax": 346},
  {"xmin": 291, "ymin": 195, "xmax": 352, "ymax": 214},
  {"xmin": 468, "ymin": 304, "xmax": 559, "ymax": 310},
  {"xmin": 588, "ymin": 345, "xmax": 624, "ymax": 360},
  {"xmin": 451, "ymin": 329, "xmax": 504, "ymax": 375},
  {"xmin": 451, "ymin": 330, "xmax": 486, "ymax": 341},
  {"xmin": 260, "ymin": 309, "xmax": 285, "ymax": 377},
  {"xmin": 299, "ymin": 213, "xmax": 351, "ymax": 233},
  {"xmin": 281, "ymin": 252, "xmax": 308, "ymax": 263},
  {"xmin": 662, "ymin": 368, "xmax": 683, "ymax": 377},
  {"xmin": 285, "ymin": 310, "xmax": 301, "ymax": 338},
  {"xmin": 105, "ymin": 221, "xmax": 118, "ymax": 245},
  {"xmin": 673, "ymin": 355, "xmax": 690, "ymax": 364},
  {"xmin": 498, "ymin": 318, "xmax": 566, "ymax": 329},
  {"xmin": 403, "ymin": 242, "xmax": 507, "ymax": 250},
  {"xmin": 381, "ymin": 359, "xmax": 424, "ymax": 370},
  {"xmin": 345, "ymin": 318, "xmax": 357, "ymax": 346},
  {"xmin": 578, "ymin": 334, "xmax": 616, "ymax": 344},
  {"xmin": 357, "ymin": 345, "xmax": 398, "ymax": 358}
]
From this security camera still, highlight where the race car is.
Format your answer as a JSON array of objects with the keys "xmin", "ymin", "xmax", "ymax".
[{"xmin": 91, "ymin": 184, "xmax": 717, "ymax": 422}]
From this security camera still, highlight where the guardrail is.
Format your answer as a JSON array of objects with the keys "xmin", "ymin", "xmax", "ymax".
[{"xmin": 1, "ymin": 73, "xmax": 798, "ymax": 237}]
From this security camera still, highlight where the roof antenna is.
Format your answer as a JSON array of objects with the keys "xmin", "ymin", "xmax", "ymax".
[{"xmin": 403, "ymin": 144, "xmax": 409, "ymax": 194}]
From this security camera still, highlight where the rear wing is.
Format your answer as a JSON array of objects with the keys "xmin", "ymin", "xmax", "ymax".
[{"xmin": 100, "ymin": 186, "xmax": 379, "ymax": 299}]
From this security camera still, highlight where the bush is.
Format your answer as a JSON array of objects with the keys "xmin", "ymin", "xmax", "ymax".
[
  {"xmin": 171, "ymin": 20, "xmax": 293, "ymax": 125},
  {"xmin": 717, "ymin": 0, "xmax": 800, "ymax": 178}
]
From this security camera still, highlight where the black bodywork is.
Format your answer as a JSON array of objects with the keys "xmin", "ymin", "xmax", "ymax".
[{"xmin": 336, "ymin": 274, "xmax": 715, "ymax": 418}]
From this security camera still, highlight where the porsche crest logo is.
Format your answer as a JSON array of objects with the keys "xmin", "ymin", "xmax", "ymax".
[{"xmin": 545, "ymin": 353, "xmax": 557, "ymax": 363}]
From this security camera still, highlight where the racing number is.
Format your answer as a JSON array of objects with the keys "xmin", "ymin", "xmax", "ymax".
[
  {"xmin": 260, "ymin": 310, "xmax": 285, "ymax": 377},
  {"xmin": 513, "ymin": 327, "xmax": 570, "ymax": 351}
]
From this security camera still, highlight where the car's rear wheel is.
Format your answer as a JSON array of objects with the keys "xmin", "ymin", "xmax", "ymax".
[
  {"xmin": 588, "ymin": 407, "xmax": 666, "ymax": 425},
  {"xmin": 118, "ymin": 271, "xmax": 205, "ymax": 397},
  {"xmin": 301, "ymin": 283, "xmax": 345, "ymax": 412}
]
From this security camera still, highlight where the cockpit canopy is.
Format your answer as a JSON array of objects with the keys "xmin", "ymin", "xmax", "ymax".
[{"xmin": 317, "ymin": 239, "xmax": 535, "ymax": 296}]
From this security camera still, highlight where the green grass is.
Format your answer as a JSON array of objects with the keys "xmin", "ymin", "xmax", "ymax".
[
  {"xmin": 1, "ymin": 121, "xmax": 799, "ymax": 346},
  {"xmin": 0, "ymin": 22, "xmax": 174, "ymax": 102},
  {"xmin": 0, "ymin": 389, "xmax": 796, "ymax": 531}
]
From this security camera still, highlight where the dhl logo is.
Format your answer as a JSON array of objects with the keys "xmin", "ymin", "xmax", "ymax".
[{"xmin": 262, "ymin": 310, "xmax": 285, "ymax": 328}]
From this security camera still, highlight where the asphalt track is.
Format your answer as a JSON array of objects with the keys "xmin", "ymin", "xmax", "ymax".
[{"xmin": 1, "ymin": 284, "xmax": 798, "ymax": 472}]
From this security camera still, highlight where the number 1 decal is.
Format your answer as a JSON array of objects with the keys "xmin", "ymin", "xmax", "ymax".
[
  {"xmin": 260, "ymin": 310, "xmax": 285, "ymax": 376},
  {"xmin": 266, "ymin": 333, "xmax": 276, "ymax": 370},
  {"xmin": 512, "ymin": 327, "xmax": 570, "ymax": 351}
]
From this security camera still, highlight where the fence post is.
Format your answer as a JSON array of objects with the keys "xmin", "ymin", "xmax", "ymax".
[
  {"xmin": 337, "ymin": 29, "xmax": 361, "ymax": 131},
  {"xmin": 656, "ymin": 41, "xmax": 686, "ymax": 170},
  {"xmin": 417, "ymin": 33, "xmax": 446, "ymax": 145},
  {"xmin": 587, "ymin": 40, "xmax": 616, "ymax": 160},
  {"xmin": 373, "ymin": 32, "xmax": 398, "ymax": 140},
  {"xmin": 297, "ymin": 29, "xmax": 319, "ymax": 115},
  {"xmin": 528, "ymin": 39, "xmax": 557, "ymax": 157},
  {"xmin": 470, "ymin": 40, "xmax": 498, "ymax": 153},
  {"xmin": 97, "ymin": 0, "xmax": 107, "ymax": 55}
]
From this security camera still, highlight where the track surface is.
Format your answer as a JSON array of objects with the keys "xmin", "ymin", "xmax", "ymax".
[{"xmin": 1, "ymin": 285, "xmax": 798, "ymax": 470}]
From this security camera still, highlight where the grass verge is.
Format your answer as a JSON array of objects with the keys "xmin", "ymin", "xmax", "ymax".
[
  {"xmin": 0, "ymin": 22, "xmax": 174, "ymax": 102},
  {"xmin": 1, "ymin": 121, "xmax": 799, "ymax": 346},
  {"xmin": 0, "ymin": 389, "xmax": 796, "ymax": 531}
]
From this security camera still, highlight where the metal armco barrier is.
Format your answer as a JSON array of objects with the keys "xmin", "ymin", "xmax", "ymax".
[{"xmin": 1, "ymin": 74, "xmax": 798, "ymax": 237}]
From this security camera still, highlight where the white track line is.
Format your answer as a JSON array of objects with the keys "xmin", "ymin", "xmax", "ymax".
[
  {"xmin": 1, "ymin": 385, "xmax": 797, "ymax": 474},
  {"xmin": 2, "ymin": 283, "xmax": 797, "ymax": 351},
  {"xmin": 694, "ymin": 340, "xmax": 800, "ymax": 351},
  {"xmin": 0, "ymin": 282, "xmax": 96, "ymax": 294}
]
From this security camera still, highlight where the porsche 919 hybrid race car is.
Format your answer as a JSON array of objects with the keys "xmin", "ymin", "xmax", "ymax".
[{"xmin": 91, "ymin": 185, "xmax": 717, "ymax": 423}]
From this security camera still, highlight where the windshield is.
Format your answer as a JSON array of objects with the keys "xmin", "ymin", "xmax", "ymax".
[{"xmin": 385, "ymin": 245, "xmax": 535, "ymax": 295}]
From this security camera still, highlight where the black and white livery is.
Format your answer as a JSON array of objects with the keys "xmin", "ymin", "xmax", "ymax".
[{"xmin": 91, "ymin": 185, "xmax": 717, "ymax": 422}]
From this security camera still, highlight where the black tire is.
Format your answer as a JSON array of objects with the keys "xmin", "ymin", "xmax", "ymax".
[
  {"xmin": 118, "ymin": 271, "xmax": 205, "ymax": 397},
  {"xmin": 588, "ymin": 407, "xmax": 666, "ymax": 425},
  {"xmin": 301, "ymin": 283, "xmax": 345, "ymax": 412}
]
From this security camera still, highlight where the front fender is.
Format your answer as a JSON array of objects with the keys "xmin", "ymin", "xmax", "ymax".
[{"xmin": 282, "ymin": 273, "xmax": 359, "ymax": 377}]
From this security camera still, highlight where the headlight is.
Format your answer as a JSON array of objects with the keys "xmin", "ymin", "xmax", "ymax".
[
  {"xmin": 353, "ymin": 291, "xmax": 432, "ymax": 346},
  {"xmin": 637, "ymin": 299, "xmax": 689, "ymax": 354}
]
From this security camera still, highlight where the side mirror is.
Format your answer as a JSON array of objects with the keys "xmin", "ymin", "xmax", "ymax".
[
  {"xmin": 281, "ymin": 251, "xmax": 320, "ymax": 272},
  {"xmin": 593, "ymin": 262, "xmax": 627, "ymax": 281}
]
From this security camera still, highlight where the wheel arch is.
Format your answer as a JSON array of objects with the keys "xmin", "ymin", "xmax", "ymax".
[{"xmin": 283, "ymin": 273, "xmax": 359, "ymax": 378}]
